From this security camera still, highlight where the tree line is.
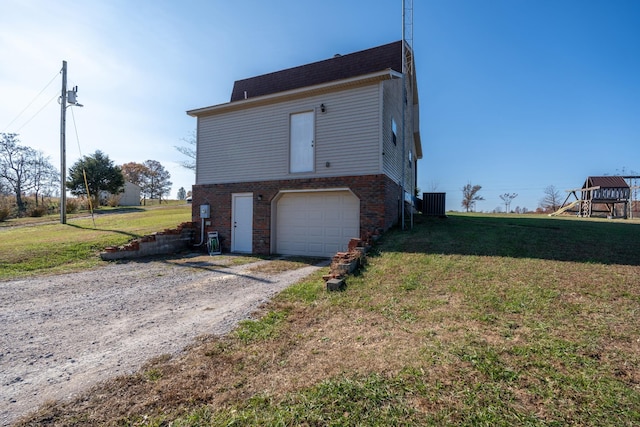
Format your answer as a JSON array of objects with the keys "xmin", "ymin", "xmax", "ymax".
[
  {"xmin": 459, "ymin": 182, "xmax": 565, "ymax": 214},
  {"xmin": 1, "ymin": 133, "xmax": 172, "ymax": 219},
  {"xmin": 0, "ymin": 133, "xmax": 58, "ymax": 214}
]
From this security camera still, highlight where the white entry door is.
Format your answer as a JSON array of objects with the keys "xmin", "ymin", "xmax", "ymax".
[
  {"xmin": 290, "ymin": 111, "xmax": 314, "ymax": 173},
  {"xmin": 232, "ymin": 193, "xmax": 253, "ymax": 253}
]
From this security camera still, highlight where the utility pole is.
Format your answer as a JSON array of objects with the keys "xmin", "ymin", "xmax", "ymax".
[
  {"xmin": 59, "ymin": 61, "xmax": 82, "ymax": 224},
  {"xmin": 60, "ymin": 60, "xmax": 67, "ymax": 224}
]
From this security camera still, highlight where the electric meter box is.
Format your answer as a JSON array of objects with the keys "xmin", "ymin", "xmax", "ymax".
[{"xmin": 200, "ymin": 204, "xmax": 210, "ymax": 219}]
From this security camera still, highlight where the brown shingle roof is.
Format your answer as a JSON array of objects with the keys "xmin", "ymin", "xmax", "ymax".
[
  {"xmin": 585, "ymin": 176, "xmax": 630, "ymax": 188},
  {"xmin": 230, "ymin": 41, "xmax": 403, "ymax": 102}
]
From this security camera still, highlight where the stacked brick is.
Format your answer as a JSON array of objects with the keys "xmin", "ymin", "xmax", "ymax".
[
  {"xmin": 323, "ymin": 237, "xmax": 371, "ymax": 291},
  {"xmin": 101, "ymin": 222, "xmax": 196, "ymax": 260}
]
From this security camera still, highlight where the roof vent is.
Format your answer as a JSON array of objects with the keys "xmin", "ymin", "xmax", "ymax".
[{"xmin": 333, "ymin": 54, "xmax": 342, "ymax": 58}]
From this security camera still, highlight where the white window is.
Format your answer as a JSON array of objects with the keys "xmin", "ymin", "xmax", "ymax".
[
  {"xmin": 392, "ymin": 118, "xmax": 398, "ymax": 145},
  {"xmin": 290, "ymin": 111, "xmax": 314, "ymax": 173}
]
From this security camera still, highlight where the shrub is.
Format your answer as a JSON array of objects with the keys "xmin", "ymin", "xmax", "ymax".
[
  {"xmin": 28, "ymin": 205, "xmax": 47, "ymax": 217},
  {"xmin": 106, "ymin": 194, "xmax": 121, "ymax": 207},
  {"xmin": 66, "ymin": 198, "xmax": 81, "ymax": 214},
  {"xmin": 0, "ymin": 195, "xmax": 16, "ymax": 220},
  {"xmin": 0, "ymin": 206, "xmax": 10, "ymax": 221}
]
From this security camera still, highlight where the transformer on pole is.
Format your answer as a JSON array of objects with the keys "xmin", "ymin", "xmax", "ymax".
[{"xmin": 59, "ymin": 62, "xmax": 82, "ymax": 224}]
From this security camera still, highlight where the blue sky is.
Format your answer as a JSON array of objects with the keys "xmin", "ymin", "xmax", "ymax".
[{"xmin": 1, "ymin": 0, "xmax": 639, "ymax": 211}]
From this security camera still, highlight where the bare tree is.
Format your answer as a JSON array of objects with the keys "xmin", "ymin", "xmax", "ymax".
[
  {"xmin": 615, "ymin": 168, "xmax": 639, "ymax": 217},
  {"xmin": 461, "ymin": 183, "xmax": 484, "ymax": 212},
  {"xmin": 141, "ymin": 160, "xmax": 172, "ymax": 202},
  {"xmin": 540, "ymin": 185, "xmax": 562, "ymax": 213},
  {"xmin": 175, "ymin": 131, "xmax": 196, "ymax": 172},
  {"xmin": 427, "ymin": 181, "xmax": 440, "ymax": 191},
  {"xmin": 0, "ymin": 133, "xmax": 36, "ymax": 213},
  {"xmin": 499, "ymin": 193, "xmax": 518, "ymax": 213},
  {"xmin": 31, "ymin": 151, "xmax": 58, "ymax": 206}
]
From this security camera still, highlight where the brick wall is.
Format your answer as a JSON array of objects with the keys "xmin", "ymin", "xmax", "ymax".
[
  {"xmin": 101, "ymin": 222, "xmax": 196, "ymax": 260},
  {"xmin": 191, "ymin": 174, "xmax": 402, "ymax": 255}
]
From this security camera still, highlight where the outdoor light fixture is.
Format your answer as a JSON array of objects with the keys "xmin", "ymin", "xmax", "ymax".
[
  {"xmin": 320, "ymin": 103, "xmax": 326, "ymax": 113},
  {"xmin": 257, "ymin": 195, "xmax": 263, "ymax": 201}
]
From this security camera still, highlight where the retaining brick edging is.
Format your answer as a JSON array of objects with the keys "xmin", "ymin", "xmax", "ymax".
[
  {"xmin": 99, "ymin": 222, "xmax": 197, "ymax": 261},
  {"xmin": 323, "ymin": 237, "xmax": 373, "ymax": 291}
]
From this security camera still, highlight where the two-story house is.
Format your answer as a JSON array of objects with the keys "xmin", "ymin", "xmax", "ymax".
[{"xmin": 187, "ymin": 40, "xmax": 421, "ymax": 257}]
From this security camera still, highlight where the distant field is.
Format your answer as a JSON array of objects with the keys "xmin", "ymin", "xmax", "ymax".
[
  {"xmin": 0, "ymin": 204, "xmax": 192, "ymax": 280},
  {"xmin": 19, "ymin": 213, "xmax": 640, "ymax": 426}
]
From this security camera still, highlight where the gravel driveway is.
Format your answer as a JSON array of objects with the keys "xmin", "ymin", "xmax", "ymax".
[{"xmin": 0, "ymin": 256, "xmax": 324, "ymax": 426}]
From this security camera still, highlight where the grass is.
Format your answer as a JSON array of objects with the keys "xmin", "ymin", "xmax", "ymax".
[
  {"xmin": 0, "ymin": 205, "xmax": 192, "ymax": 280},
  {"xmin": 235, "ymin": 310, "xmax": 289, "ymax": 344},
  {"xmin": 16, "ymin": 213, "xmax": 640, "ymax": 426}
]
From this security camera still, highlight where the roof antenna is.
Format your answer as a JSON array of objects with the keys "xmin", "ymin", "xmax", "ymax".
[{"xmin": 401, "ymin": 0, "xmax": 414, "ymax": 231}]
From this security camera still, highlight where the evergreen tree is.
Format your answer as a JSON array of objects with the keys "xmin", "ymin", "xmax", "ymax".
[{"xmin": 67, "ymin": 150, "xmax": 124, "ymax": 207}]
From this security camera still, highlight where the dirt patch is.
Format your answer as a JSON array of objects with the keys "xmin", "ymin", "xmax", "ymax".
[{"xmin": 0, "ymin": 255, "xmax": 326, "ymax": 426}]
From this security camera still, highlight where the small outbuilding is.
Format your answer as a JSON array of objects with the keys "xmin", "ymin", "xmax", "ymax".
[
  {"xmin": 119, "ymin": 182, "xmax": 142, "ymax": 206},
  {"xmin": 100, "ymin": 181, "xmax": 141, "ymax": 206}
]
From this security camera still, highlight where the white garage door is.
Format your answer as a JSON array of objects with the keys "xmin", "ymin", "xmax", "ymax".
[{"xmin": 276, "ymin": 191, "xmax": 360, "ymax": 257}]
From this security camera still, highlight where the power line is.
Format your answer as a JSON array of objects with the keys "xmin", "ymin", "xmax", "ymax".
[
  {"xmin": 69, "ymin": 105, "xmax": 83, "ymax": 157},
  {"xmin": 69, "ymin": 104, "xmax": 96, "ymax": 227},
  {"xmin": 12, "ymin": 92, "xmax": 59, "ymax": 133},
  {"xmin": 2, "ymin": 70, "xmax": 60, "ymax": 133}
]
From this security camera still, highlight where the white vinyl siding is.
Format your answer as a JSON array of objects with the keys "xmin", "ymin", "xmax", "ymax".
[
  {"xmin": 314, "ymin": 85, "xmax": 380, "ymax": 176},
  {"xmin": 196, "ymin": 84, "xmax": 382, "ymax": 184},
  {"xmin": 381, "ymin": 78, "xmax": 417, "ymax": 195},
  {"xmin": 196, "ymin": 108, "xmax": 288, "ymax": 184},
  {"xmin": 382, "ymin": 78, "xmax": 404, "ymax": 183}
]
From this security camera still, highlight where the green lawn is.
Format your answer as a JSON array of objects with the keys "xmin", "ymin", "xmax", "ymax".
[
  {"xmin": 17, "ymin": 213, "xmax": 640, "ymax": 426},
  {"xmin": 0, "ymin": 205, "xmax": 192, "ymax": 280}
]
